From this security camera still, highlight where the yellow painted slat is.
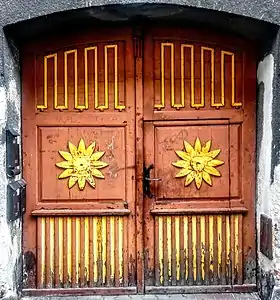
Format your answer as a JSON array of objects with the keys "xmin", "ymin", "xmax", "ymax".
[
  {"xmin": 167, "ymin": 216, "xmax": 172, "ymax": 278},
  {"xmin": 93, "ymin": 217, "xmax": 98, "ymax": 283},
  {"xmin": 41, "ymin": 217, "xmax": 46, "ymax": 286},
  {"xmin": 102, "ymin": 217, "xmax": 107, "ymax": 283},
  {"xmin": 49, "ymin": 217, "xmax": 55, "ymax": 281},
  {"xmin": 192, "ymin": 216, "xmax": 197, "ymax": 281},
  {"xmin": 110, "ymin": 217, "xmax": 115, "ymax": 280},
  {"xmin": 75, "ymin": 217, "xmax": 80, "ymax": 285},
  {"xmin": 175, "ymin": 216, "xmax": 180, "ymax": 281},
  {"xmin": 200, "ymin": 216, "xmax": 205, "ymax": 281},
  {"xmin": 58, "ymin": 217, "xmax": 63, "ymax": 283},
  {"xmin": 158, "ymin": 217, "xmax": 163, "ymax": 284},
  {"xmin": 119, "ymin": 217, "xmax": 124, "ymax": 283},
  {"xmin": 184, "ymin": 216, "xmax": 188, "ymax": 280},
  {"xmin": 84, "ymin": 217, "xmax": 89, "ymax": 281},
  {"xmin": 217, "ymin": 215, "xmax": 222, "ymax": 278}
]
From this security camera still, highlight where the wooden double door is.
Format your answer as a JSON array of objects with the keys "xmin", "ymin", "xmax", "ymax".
[{"xmin": 22, "ymin": 25, "xmax": 256, "ymax": 295}]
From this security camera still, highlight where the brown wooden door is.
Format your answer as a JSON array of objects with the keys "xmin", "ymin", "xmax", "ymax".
[
  {"xmin": 22, "ymin": 27, "xmax": 137, "ymax": 293},
  {"xmin": 143, "ymin": 27, "xmax": 256, "ymax": 292}
]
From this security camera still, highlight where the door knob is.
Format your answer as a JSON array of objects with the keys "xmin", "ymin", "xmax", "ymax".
[{"xmin": 143, "ymin": 164, "xmax": 161, "ymax": 198}]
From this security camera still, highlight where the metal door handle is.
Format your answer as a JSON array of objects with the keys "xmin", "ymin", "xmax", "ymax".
[{"xmin": 143, "ymin": 164, "xmax": 161, "ymax": 198}]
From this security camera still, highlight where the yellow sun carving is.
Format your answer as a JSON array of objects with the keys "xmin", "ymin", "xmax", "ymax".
[
  {"xmin": 172, "ymin": 138, "xmax": 224, "ymax": 189},
  {"xmin": 56, "ymin": 139, "xmax": 108, "ymax": 190}
]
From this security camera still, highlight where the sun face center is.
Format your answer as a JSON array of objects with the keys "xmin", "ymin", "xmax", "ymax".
[
  {"xmin": 191, "ymin": 156, "xmax": 205, "ymax": 172},
  {"xmin": 73, "ymin": 156, "xmax": 90, "ymax": 173}
]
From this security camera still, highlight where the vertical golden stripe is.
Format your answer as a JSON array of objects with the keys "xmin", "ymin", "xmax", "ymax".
[
  {"xmin": 67, "ymin": 217, "xmax": 72, "ymax": 282},
  {"xmin": 49, "ymin": 217, "xmax": 55, "ymax": 283},
  {"xmin": 192, "ymin": 216, "xmax": 197, "ymax": 281},
  {"xmin": 84, "ymin": 217, "xmax": 89, "ymax": 282},
  {"xmin": 119, "ymin": 217, "xmax": 123, "ymax": 283},
  {"xmin": 217, "ymin": 215, "xmax": 222, "ymax": 278},
  {"xmin": 110, "ymin": 217, "xmax": 115, "ymax": 280},
  {"xmin": 181, "ymin": 44, "xmax": 194, "ymax": 110},
  {"xmin": 102, "ymin": 217, "xmax": 107, "ymax": 283},
  {"xmin": 58, "ymin": 217, "xmax": 63, "ymax": 283},
  {"xmin": 93, "ymin": 217, "xmax": 98, "ymax": 283},
  {"xmin": 175, "ymin": 216, "xmax": 180, "ymax": 281},
  {"xmin": 41, "ymin": 218, "xmax": 46, "ymax": 285},
  {"xmin": 75, "ymin": 217, "xmax": 80, "ymax": 285},
  {"xmin": 235, "ymin": 215, "xmax": 239, "ymax": 270},
  {"xmin": 221, "ymin": 51, "xmax": 241, "ymax": 107},
  {"xmin": 158, "ymin": 217, "xmax": 163, "ymax": 284},
  {"xmin": 84, "ymin": 47, "xmax": 96, "ymax": 110},
  {"xmin": 226, "ymin": 215, "xmax": 230, "ymax": 265},
  {"xmin": 184, "ymin": 216, "xmax": 188, "ymax": 280},
  {"xmin": 40, "ymin": 54, "xmax": 57, "ymax": 110},
  {"xmin": 170, "ymin": 44, "xmax": 175, "ymax": 108},
  {"xmin": 167, "ymin": 216, "xmax": 172, "ymax": 278},
  {"xmin": 209, "ymin": 216, "xmax": 214, "ymax": 272},
  {"xmin": 200, "ymin": 216, "xmax": 205, "ymax": 281},
  {"xmin": 63, "ymin": 50, "xmax": 78, "ymax": 110}
]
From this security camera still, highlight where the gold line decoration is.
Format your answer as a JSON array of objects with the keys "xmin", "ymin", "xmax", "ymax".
[
  {"xmin": 39, "ymin": 53, "xmax": 57, "ymax": 110},
  {"xmin": 85, "ymin": 46, "xmax": 97, "ymax": 111},
  {"xmin": 221, "ymin": 51, "xmax": 241, "ymax": 107},
  {"xmin": 56, "ymin": 139, "xmax": 108, "ymax": 190},
  {"xmin": 172, "ymin": 138, "xmax": 224, "ymax": 189},
  {"xmin": 198, "ymin": 47, "xmax": 214, "ymax": 109},
  {"xmin": 181, "ymin": 44, "xmax": 194, "ymax": 110},
  {"xmin": 63, "ymin": 50, "xmax": 77, "ymax": 110}
]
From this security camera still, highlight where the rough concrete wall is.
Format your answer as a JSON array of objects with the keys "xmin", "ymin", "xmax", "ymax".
[{"xmin": 0, "ymin": 30, "xmax": 22, "ymax": 300}]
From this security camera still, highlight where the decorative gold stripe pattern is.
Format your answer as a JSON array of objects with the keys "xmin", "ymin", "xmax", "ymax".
[
  {"xmin": 38, "ymin": 44, "xmax": 125, "ymax": 111},
  {"xmin": 156, "ymin": 42, "xmax": 242, "ymax": 110},
  {"xmin": 37, "ymin": 216, "xmax": 125, "ymax": 288},
  {"xmin": 155, "ymin": 214, "xmax": 243, "ymax": 285}
]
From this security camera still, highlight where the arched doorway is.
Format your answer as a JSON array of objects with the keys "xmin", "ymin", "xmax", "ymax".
[{"xmin": 22, "ymin": 22, "xmax": 256, "ymax": 295}]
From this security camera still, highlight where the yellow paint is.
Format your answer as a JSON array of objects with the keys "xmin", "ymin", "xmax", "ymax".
[
  {"xmin": 200, "ymin": 47, "xmax": 214, "ymax": 109},
  {"xmin": 67, "ymin": 217, "xmax": 72, "ymax": 282},
  {"xmin": 93, "ymin": 217, "xmax": 98, "ymax": 283},
  {"xmin": 40, "ymin": 53, "xmax": 57, "ymax": 110},
  {"xmin": 84, "ymin": 47, "xmax": 98, "ymax": 111},
  {"xmin": 119, "ymin": 217, "xmax": 124, "ymax": 283},
  {"xmin": 40, "ymin": 217, "xmax": 46, "ymax": 285},
  {"xmin": 58, "ymin": 217, "xmax": 63, "ymax": 283},
  {"xmin": 235, "ymin": 215, "xmax": 239, "ymax": 270},
  {"xmin": 75, "ymin": 218, "xmax": 81, "ymax": 285},
  {"xmin": 217, "ymin": 216, "xmax": 222, "ymax": 278},
  {"xmin": 84, "ymin": 217, "xmax": 89, "ymax": 281},
  {"xmin": 63, "ymin": 50, "xmax": 78, "ymax": 110},
  {"xmin": 226, "ymin": 215, "xmax": 230, "ymax": 265},
  {"xmin": 167, "ymin": 216, "xmax": 172, "ymax": 278},
  {"xmin": 158, "ymin": 217, "xmax": 163, "ymax": 283},
  {"xmin": 175, "ymin": 216, "xmax": 180, "ymax": 281},
  {"xmin": 200, "ymin": 216, "xmax": 205, "ymax": 281},
  {"xmin": 56, "ymin": 139, "xmax": 108, "ymax": 190},
  {"xmin": 49, "ymin": 217, "xmax": 55, "ymax": 281},
  {"xmin": 181, "ymin": 44, "xmax": 194, "ymax": 110},
  {"xmin": 172, "ymin": 137, "xmax": 224, "ymax": 189},
  {"xmin": 192, "ymin": 216, "xmax": 197, "ymax": 281},
  {"xmin": 102, "ymin": 217, "xmax": 107, "ymax": 283},
  {"xmin": 183, "ymin": 216, "xmax": 188, "ymax": 280},
  {"xmin": 110, "ymin": 217, "xmax": 115, "ymax": 280},
  {"xmin": 209, "ymin": 216, "xmax": 214, "ymax": 273},
  {"xmin": 221, "ymin": 51, "xmax": 241, "ymax": 107}
]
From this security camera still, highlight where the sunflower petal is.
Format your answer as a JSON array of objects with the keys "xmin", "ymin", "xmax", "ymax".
[
  {"xmin": 204, "ymin": 166, "xmax": 221, "ymax": 176},
  {"xmin": 78, "ymin": 177, "xmax": 86, "ymax": 190},
  {"xmin": 68, "ymin": 176, "xmax": 78, "ymax": 188},
  {"xmin": 85, "ymin": 142, "xmax": 96, "ymax": 157},
  {"xmin": 92, "ymin": 169, "xmax": 105, "ymax": 178},
  {"xmin": 194, "ymin": 138, "xmax": 202, "ymax": 152},
  {"xmin": 58, "ymin": 151, "xmax": 73, "ymax": 161},
  {"xmin": 202, "ymin": 140, "xmax": 211, "ymax": 153},
  {"xmin": 175, "ymin": 151, "xmax": 191, "ymax": 161},
  {"xmin": 58, "ymin": 169, "xmax": 73, "ymax": 178},
  {"xmin": 202, "ymin": 171, "xmax": 212, "ymax": 186},
  {"xmin": 172, "ymin": 160, "xmax": 190, "ymax": 168},
  {"xmin": 92, "ymin": 161, "xmax": 109, "ymax": 169},
  {"xmin": 207, "ymin": 159, "xmax": 224, "ymax": 167},
  {"xmin": 91, "ymin": 151, "xmax": 105, "ymax": 161},
  {"xmin": 68, "ymin": 142, "xmax": 78, "ymax": 158},
  {"xmin": 78, "ymin": 139, "xmax": 86, "ymax": 153},
  {"xmin": 184, "ymin": 141, "xmax": 195, "ymax": 155},
  {"xmin": 185, "ymin": 171, "xmax": 196, "ymax": 186},
  {"xmin": 56, "ymin": 161, "xmax": 73, "ymax": 169},
  {"xmin": 175, "ymin": 167, "xmax": 193, "ymax": 178},
  {"xmin": 86, "ymin": 175, "xmax": 96, "ymax": 188},
  {"xmin": 206, "ymin": 149, "xmax": 221, "ymax": 159},
  {"xmin": 195, "ymin": 172, "xmax": 203, "ymax": 189}
]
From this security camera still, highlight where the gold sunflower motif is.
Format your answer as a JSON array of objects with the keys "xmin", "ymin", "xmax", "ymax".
[
  {"xmin": 172, "ymin": 137, "xmax": 224, "ymax": 189},
  {"xmin": 56, "ymin": 139, "xmax": 108, "ymax": 190}
]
